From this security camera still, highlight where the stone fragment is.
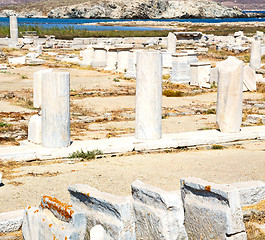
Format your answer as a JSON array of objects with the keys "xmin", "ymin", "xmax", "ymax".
[
  {"xmin": 131, "ymin": 180, "xmax": 187, "ymax": 240},
  {"xmin": 135, "ymin": 51, "xmax": 162, "ymax": 140},
  {"xmin": 228, "ymin": 181, "xmax": 265, "ymax": 206},
  {"xmin": 190, "ymin": 62, "xmax": 211, "ymax": 88},
  {"xmin": 68, "ymin": 184, "xmax": 135, "ymax": 240},
  {"xmin": 167, "ymin": 32, "xmax": 176, "ymax": 54},
  {"xmin": 246, "ymin": 114, "xmax": 265, "ymax": 124},
  {"xmin": 22, "ymin": 196, "xmax": 87, "ymax": 240},
  {"xmin": 33, "ymin": 69, "xmax": 52, "ymax": 108},
  {"xmin": 104, "ymin": 47, "xmax": 117, "ymax": 71},
  {"xmin": 181, "ymin": 177, "xmax": 247, "ymax": 240},
  {"xmin": 216, "ymin": 56, "xmax": 243, "ymax": 133},
  {"xmin": 92, "ymin": 46, "xmax": 107, "ymax": 68},
  {"xmin": 8, "ymin": 56, "xmax": 26, "ymax": 65},
  {"xmin": 0, "ymin": 210, "xmax": 24, "ymax": 233},
  {"xmin": 28, "ymin": 115, "xmax": 42, "ymax": 144},
  {"xmin": 250, "ymin": 39, "xmax": 261, "ymax": 70},
  {"xmin": 41, "ymin": 72, "xmax": 70, "ymax": 148},
  {"xmin": 171, "ymin": 53, "xmax": 189, "ymax": 83},
  {"xmin": 210, "ymin": 67, "xmax": 219, "ymax": 85},
  {"xmin": 115, "ymin": 44, "xmax": 134, "ymax": 73},
  {"xmin": 82, "ymin": 46, "xmax": 94, "ymax": 66},
  {"xmin": 243, "ymin": 65, "xmax": 256, "ymax": 91}
]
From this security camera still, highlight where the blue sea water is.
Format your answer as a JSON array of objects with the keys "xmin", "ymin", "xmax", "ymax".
[{"xmin": 0, "ymin": 17, "xmax": 265, "ymax": 31}]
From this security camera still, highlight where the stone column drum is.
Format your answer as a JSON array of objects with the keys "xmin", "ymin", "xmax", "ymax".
[
  {"xmin": 250, "ymin": 39, "xmax": 261, "ymax": 70},
  {"xmin": 104, "ymin": 47, "xmax": 117, "ymax": 71},
  {"xmin": 41, "ymin": 72, "xmax": 70, "ymax": 148},
  {"xmin": 91, "ymin": 46, "xmax": 107, "ymax": 68},
  {"xmin": 82, "ymin": 46, "xmax": 94, "ymax": 66},
  {"xmin": 115, "ymin": 44, "xmax": 134, "ymax": 73},
  {"xmin": 216, "ymin": 56, "xmax": 244, "ymax": 133},
  {"xmin": 125, "ymin": 49, "xmax": 142, "ymax": 78},
  {"xmin": 135, "ymin": 51, "xmax": 162, "ymax": 140},
  {"xmin": 9, "ymin": 16, "xmax": 18, "ymax": 46},
  {"xmin": 167, "ymin": 32, "xmax": 176, "ymax": 54}
]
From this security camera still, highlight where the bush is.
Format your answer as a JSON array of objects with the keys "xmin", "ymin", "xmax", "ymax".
[
  {"xmin": 68, "ymin": 149, "xmax": 103, "ymax": 160},
  {"xmin": 162, "ymin": 89, "xmax": 184, "ymax": 97}
]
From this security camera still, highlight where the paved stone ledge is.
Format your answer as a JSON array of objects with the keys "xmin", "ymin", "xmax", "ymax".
[{"xmin": 0, "ymin": 126, "xmax": 264, "ymax": 162}]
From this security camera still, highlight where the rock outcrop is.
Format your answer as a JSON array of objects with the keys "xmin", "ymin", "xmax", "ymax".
[{"xmin": 46, "ymin": 0, "xmax": 245, "ymax": 19}]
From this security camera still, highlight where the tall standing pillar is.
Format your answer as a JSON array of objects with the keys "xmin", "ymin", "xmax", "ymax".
[
  {"xmin": 42, "ymin": 72, "xmax": 70, "ymax": 148},
  {"xmin": 250, "ymin": 39, "xmax": 261, "ymax": 70},
  {"xmin": 135, "ymin": 51, "xmax": 162, "ymax": 140},
  {"xmin": 216, "ymin": 56, "xmax": 243, "ymax": 133},
  {"xmin": 167, "ymin": 32, "xmax": 176, "ymax": 54},
  {"xmin": 9, "ymin": 16, "xmax": 18, "ymax": 47}
]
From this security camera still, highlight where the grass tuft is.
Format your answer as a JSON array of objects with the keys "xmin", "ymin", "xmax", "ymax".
[{"xmin": 68, "ymin": 149, "xmax": 103, "ymax": 160}]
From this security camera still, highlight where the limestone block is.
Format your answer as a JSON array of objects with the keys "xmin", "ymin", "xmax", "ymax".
[
  {"xmin": 8, "ymin": 56, "xmax": 26, "ymax": 65},
  {"xmin": 36, "ymin": 45, "xmax": 42, "ymax": 55},
  {"xmin": 167, "ymin": 32, "xmax": 176, "ymax": 54},
  {"xmin": 228, "ymin": 181, "xmax": 265, "ymax": 206},
  {"xmin": 243, "ymin": 65, "xmax": 257, "ymax": 91},
  {"xmin": 246, "ymin": 114, "xmax": 265, "ymax": 124},
  {"xmin": 82, "ymin": 46, "xmax": 94, "ymax": 66},
  {"xmin": 131, "ymin": 180, "xmax": 187, "ymax": 240},
  {"xmin": 116, "ymin": 46, "xmax": 133, "ymax": 73},
  {"xmin": 0, "ymin": 210, "xmax": 24, "ymax": 233},
  {"xmin": 135, "ymin": 51, "xmax": 162, "ymax": 140},
  {"xmin": 210, "ymin": 67, "xmax": 219, "ymax": 84},
  {"xmin": 28, "ymin": 115, "xmax": 42, "ymax": 144},
  {"xmin": 92, "ymin": 46, "xmax": 107, "ymax": 68},
  {"xmin": 41, "ymin": 72, "xmax": 70, "ymax": 148},
  {"xmin": 68, "ymin": 184, "xmax": 136, "ymax": 240},
  {"xmin": 90, "ymin": 225, "xmax": 112, "ymax": 240},
  {"xmin": 181, "ymin": 177, "xmax": 247, "ymax": 240},
  {"xmin": 161, "ymin": 51, "xmax": 173, "ymax": 68},
  {"xmin": 124, "ymin": 50, "xmax": 142, "ymax": 78},
  {"xmin": 22, "ymin": 196, "xmax": 87, "ymax": 240},
  {"xmin": 104, "ymin": 48, "xmax": 117, "ymax": 71},
  {"xmin": 26, "ymin": 52, "xmax": 39, "ymax": 60},
  {"xmin": 216, "ymin": 56, "xmax": 243, "ymax": 133},
  {"xmin": 33, "ymin": 69, "xmax": 52, "ymax": 108},
  {"xmin": 250, "ymin": 39, "xmax": 261, "ymax": 70},
  {"xmin": 171, "ymin": 53, "xmax": 189, "ymax": 83},
  {"xmin": 190, "ymin": 62, "xmax": 211, "ymax": 88},
  {"xmin": 9, "ymin": 16, "xmax": 18, "ymax": 46}
]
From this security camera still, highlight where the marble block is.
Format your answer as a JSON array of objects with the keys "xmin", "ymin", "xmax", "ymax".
[
  {"xmin": 92, "ymin": 46, "xmax": 107, "ymax": 68},
  {"xmin": 250, "ymin": 39, "xmax": 261, "ymax": 70},
  {"xmin": 167, "ymin": 32, "xmax": 176, "ymax": 54},
  {"xmin": 170, "ymin": 53, "xmax": 189, "ymax": 83},
  {"xmin": 82, "ymin": 46, "xmax": 94, "ymax": 66},
  {"xmin": 28, "ymin": 115, "xmax": 42, "ymax": 144},
  {"xmin": 190, "ymin": 62, "xmax": 211, "ymax": 88},
  {"xmin": 115, "ymin": 44, "xmax": 134, "ymax": 73},
  {"xmin": 9, "ymin": 16, "xmax": 18, "ymax": 46},
  {"xmin": 243, "ymin": 65, "xmax": 257, "ymax": 91},
  {"xmin": 104, "ymin": 47, "xmax": 117, "ymax": 71}
]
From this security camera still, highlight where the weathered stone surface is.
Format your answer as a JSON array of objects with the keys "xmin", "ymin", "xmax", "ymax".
[
  {"xmin": 243, "ymin": 65, "xmax": 257, "ymax": 91},
  {"xmin": 22, "ymin": 196, "xmax": 87, "ymax": 240},
  {"xmin": 131, "ymin": 180, "xmax": 187, "ymax": 240},
  {"xmin": 167, "ymin": 32, "xmax": 176, "ymax": 54},
  {"xmin": 81, "ymin": 46, "xmax": 94, "ymax": 66},
  {"xmin": 104, "ymin": 47, "xmax": 117, "ymax": 71},
  {"xmin": 92, "ymin": 46, "xmax": 107, "ymax": 68},
  {"xmin": 8, "ymin": 56, "xmax": 26, "ymax": 65},
  {"xmin": 41, "ymin": 72, "xmax": 70, "ymax": 148},
  {"xmin": 190, "ymin": 62, "xmax": 211, "ymax": 88},
  {"xmin": 90, "ymin": 225, "xmax": 112, "ymax": 240},
  {"xmin": 250, "ymin": 39, "xmax": 261, "ymax": 70},
  {"xmin": 228, "ymin": 181, "xmax": 265, "ymax": 206},
  {"xmin": 0, "ymin": 210, "xmax": 23, "ymax": 233},
  {"xmin": 246, "ymin": 114, "xmax": 265, "ymax": 124},
  {"xmin": 135, "ymin": 51, "xmax": 162, "ymax": 140},
  {"xmin": 28, "ymin": 114, "xmax": 42, "ymax": 144},
  {"xmin": 181, "ymin": 177, "xmax": 247, "ymax": 240},
  {"xmin": 216, "ymin": 56, "xmax": 243, "ymax": 133},
  {"xmin": 9, "ymin": 16, "xmax": 18, "ymax": 47},
  {"xmin": 68, "ymin": 184, "xmax": 135, "ymax": 240},
  {"xmin": 171, "ymin": 53, "xmax": 189, "ymax": 83}
]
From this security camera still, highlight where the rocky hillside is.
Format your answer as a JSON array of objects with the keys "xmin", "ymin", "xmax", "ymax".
[{"xmin": 0, "ymin": 0, "xmax": 247, "ymax": 19}]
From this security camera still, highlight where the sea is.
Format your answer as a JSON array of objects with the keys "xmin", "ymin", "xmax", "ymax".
[{"xmin": 0, "ymin": 14, "xmax": 265, "ymax": 31}]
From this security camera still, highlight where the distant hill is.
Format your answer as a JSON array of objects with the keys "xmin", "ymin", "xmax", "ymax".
[{"xmin": 213, "ymin": 0, "xmax": 265, "ymax": 11}]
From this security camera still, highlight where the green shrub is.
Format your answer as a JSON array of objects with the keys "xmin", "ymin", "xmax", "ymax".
[
  {"xmin": 162, "ymin": 89, "xmax": 184, "ymax": 97},
  {"xmin": 212, "ymin": 144, "xmax": 224, "ymax": 150},
  {"xmin": 68, "ymin": 149, "xmax": 103, "ymax": 160}
]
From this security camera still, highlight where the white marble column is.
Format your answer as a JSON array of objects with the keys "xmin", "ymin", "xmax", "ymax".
[
  {"xmin": 91, "ymin": 46, "xmax": 107, "ymax": 68},
  {"xmin": 250, "ymin": 39, "xmax": 261, "ymax": 70},
  {"xmin": 170, "ymin": 53, "xmax": 189, "ymax": 83},
  {"xmin": 82, "ymin": 46, "xmax": 94, "ymax": 66},
  {"xmin": 104, "ymin": 47, "xmax": 117, "ymax": 71},
  {"xmin": 167, "ymin": 32, "xmax": 176, "ymax": 54},
  {"xmin": 125, "ymin": 49, "xmax": 142, "ymax": 78},
  {"xmin": 41, "ymin": 72, "xmax": 70, "ymax": 148},
  {"xmin": 9, "ymin": 16, "xmax": 18, "ymax": 47},
  {"xmin": 216, "ymin": 56, "xmax": 243, "ymax": 133},
  {"xmin": 135, "ymin": 51, "xmax": 162, "ymax": 140},
  {"xmin": 33, "ymin": 69, "xmax": 52, "ymax": 109}
]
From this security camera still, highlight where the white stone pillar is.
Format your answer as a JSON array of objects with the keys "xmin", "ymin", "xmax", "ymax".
[
  {"xmin": 41, "ymin": 72, "xmax": 70, "ymax": 148},
  {"xmin": 9, "ymin": 16, "xmax": 18, "ymax": 47},
  {"xmin": 33, "ymin": 69, "xmax": 52, "ymax": 109},
  {"xmin": 36, "ymin": 45, "xmax": 42, "ymax": 55},
  {"xmin": 104, "ymin": 47, "xmax": 117, "ymax": 71},
  {"xmin": 82, "ymin": 46, "xmax": 94, "ymax": 66},
  {"xmin": 170, "ymin": 53, "xmax": 189, "ymax": 83},
  {"xmin": 135, "ymin": 51, "xmax": 162, "ymax": 140},
  {"xmin": 190, "ymin": 62, "xmax": 211, "ymax": 88},
  {"xmin": 91, "ymin": 46, "xmax": 107, "ymax": 68},
  {"xmin": 115, "ymin": 44, "xmax": 134, "ymax": 73},
  {"xmin": 216, "ymin": 56, "xmax": 243, "ymax": 133},
  {"xmin": 125, "ymin": 49, "xmax": 142, "ymax": 78},
  {"xmin": 167, "ymin": 32, "xmax": 176, "ymax": 54},
  {"xmin": 250, "ymin": 39, "xmax": 261, "ymax": 70}
]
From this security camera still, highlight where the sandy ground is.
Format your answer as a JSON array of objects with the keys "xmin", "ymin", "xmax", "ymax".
[
  {"xmin": 0, "ymin": 140, "xmax": 264, "ymax": 213},
  {"xmin": 0, "ymin": 51, "xmax": 264, "ymax": 214}
]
